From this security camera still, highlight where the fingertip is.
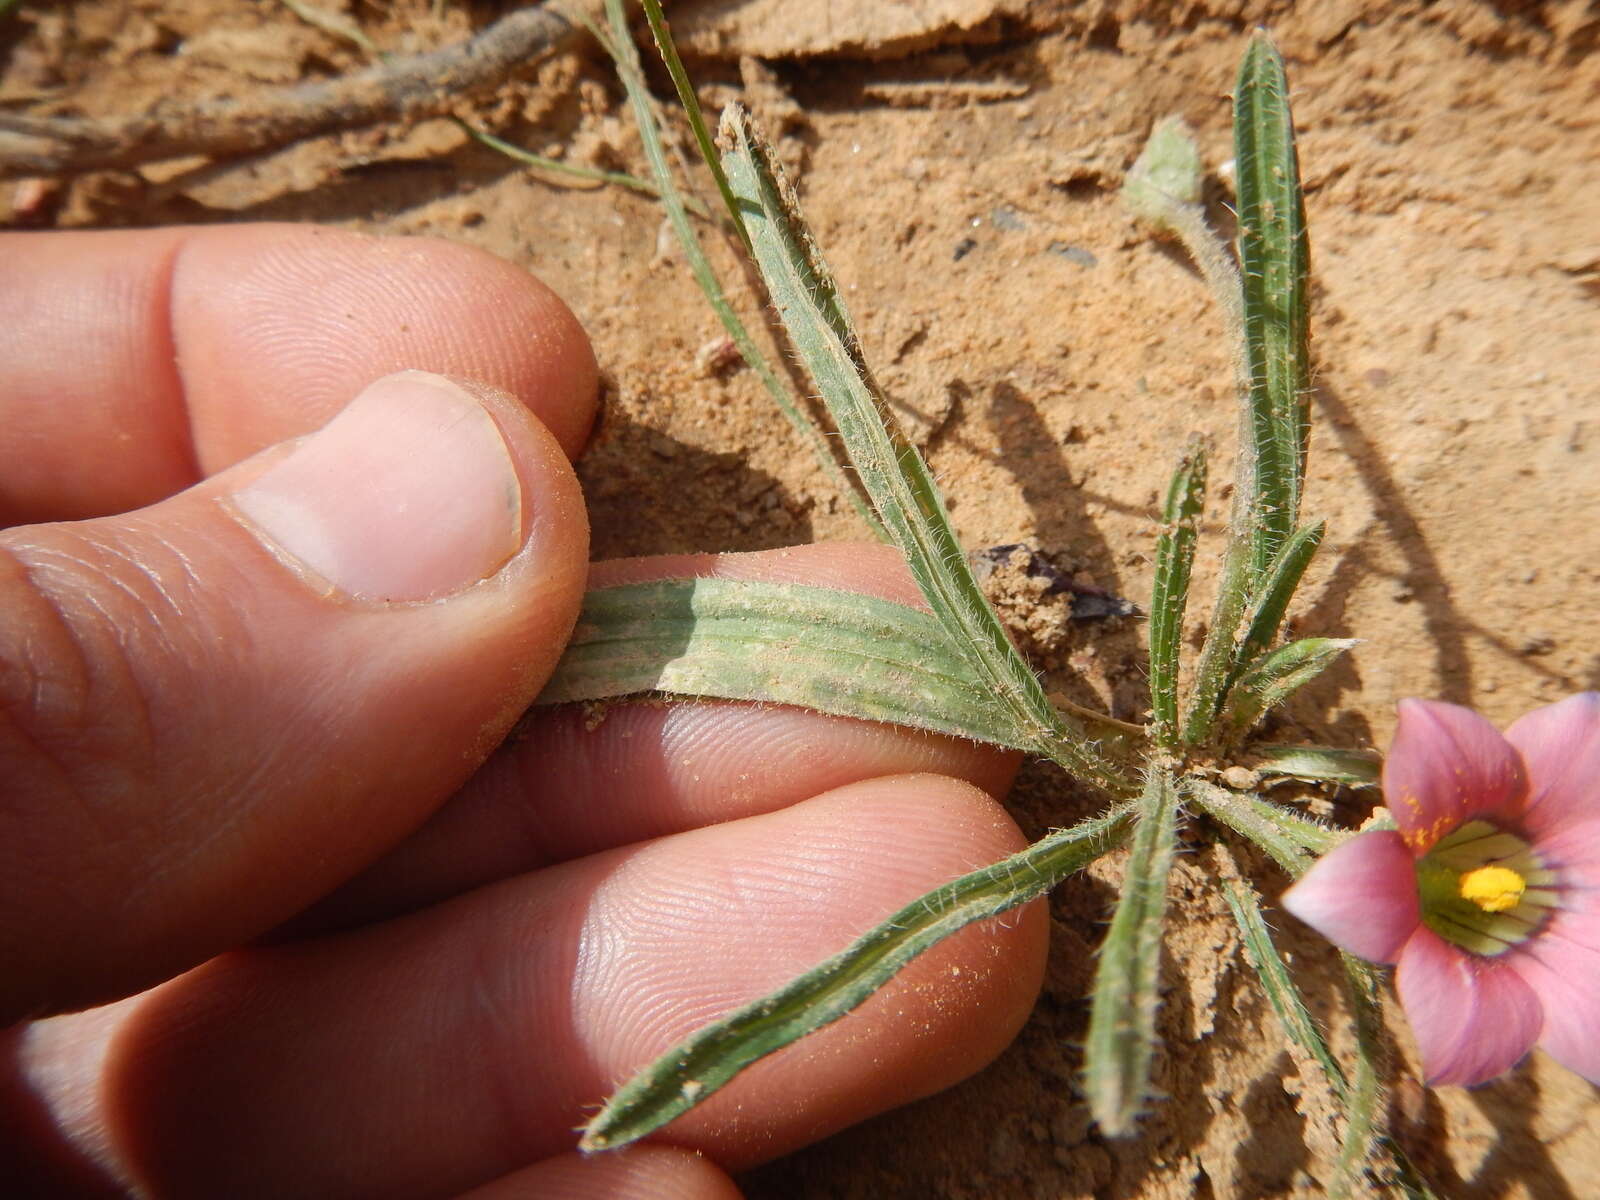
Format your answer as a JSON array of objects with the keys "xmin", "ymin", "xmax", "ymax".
[
  {"xmin": 582, "ymin": 773, "xmax": 1048, "ymax": 1168},
  {"xmin": 172, "ymin": 225, "xmax": 600, "ymax": 465},
  {"xmin": 460, "ymin": 1147, "xmax": 741, "ymax": 1200}
]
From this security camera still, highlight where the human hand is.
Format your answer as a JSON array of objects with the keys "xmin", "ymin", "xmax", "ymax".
[{"xmin": 0, "ymin": 226, "xmax": 1046, "ymax": 1197}]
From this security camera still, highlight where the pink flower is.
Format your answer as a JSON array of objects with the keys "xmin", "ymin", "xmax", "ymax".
[{"xmin": 1282, "ymin": 694, "xmax": 1600, "ymax": 1087}]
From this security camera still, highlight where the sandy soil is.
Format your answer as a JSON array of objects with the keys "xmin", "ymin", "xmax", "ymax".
[{"xmin": 5, "ymin": 0, "xmax": 1597, "ymax": 1195}]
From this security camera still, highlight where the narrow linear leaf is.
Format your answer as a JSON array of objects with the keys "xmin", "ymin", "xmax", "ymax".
[
  {"xmin": 1182, "ymin": 534, "xmax": 1252, "ymax": 747},
  {"xmin": 638, "ymin": 0, "xmax": 751, "ymax": 255},
  {"xmin": 1227, "ymin": 838, "xmax": 1436, "ymax": 1195},
  {"xmin": 1254, "ymin": 743, "xmax": 1380, "ymax": 788},
  {"xmin": 1186, "ymin": 779, "xmax": 1343, "ymax": 875},
  {"xmin": 1184, "ymin": 34, "xmax": 1313, "ymax": 747},
  {"xmin": 1224, "ymin": 636, "xmax": 1355, "ymax": 733},
  {"xmin": 1222, "ymin": 879, "xmax": 1346, "ymax": 1093},
  {"xmin": 581, "ymin": 803, "xmax": 1137, "ymax": 1152},
  {"xmin": 1084, "ymin": 769, "xmax": 1180, "ymax": 1135},
  {"xmin": 1234, "ymin": 519, "xmax": 1325, "ymax": 669},
  {"xmin": 1333, "ymin": 958, "xmax": 1441, "ymax": 1197},
  {"xmin": 460, "ymin": 121, "xmax": 692, "ymax": 208},
  {"xmin": 1235, "ymin": 31, "xmax": 1311, "ymax": 580},
  {"xmin": 1334, "ymin": 955, "xmax": 1384, "ymax": 1194},
  {"xmin": 600, "ymin": 0, "xmax": 882, "ymax": 534},
  {"xmin": 533, "ymin": 578, "xmax": 1034, "ymax": 748},
  {"xmin": 1224, "ymin": 881, "xmax": 1400, "ymax": 1199},
  {"xmin": 1213, "ymin": 803, "xmax": 1415, "ymax": 1196},
  {"xmin": 1149, "ymin": 437, "xmax": 1207, "ymax": 747},
  {"xmin": 1243, "ymin": 791, "xmax": 1344, "ymax": 856},
  {"xmin": 719, "ymin": 104, "xmax": 1127, "ymax": 793}
]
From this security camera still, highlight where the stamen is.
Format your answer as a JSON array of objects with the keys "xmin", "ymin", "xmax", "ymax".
[{"xmin": 1459, "ymin": 865, "xmax": 1526, "ymax": 913}]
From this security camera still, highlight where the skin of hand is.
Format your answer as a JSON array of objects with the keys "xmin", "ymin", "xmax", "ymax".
[{"xmin": 0, "ymin": 225, "xmax": 1048, "ymax": 1199}]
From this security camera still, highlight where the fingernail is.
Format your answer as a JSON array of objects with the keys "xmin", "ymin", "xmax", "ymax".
[{"xmin": 231, "ymin": 371, "xmax": 523, "ymax": 601}]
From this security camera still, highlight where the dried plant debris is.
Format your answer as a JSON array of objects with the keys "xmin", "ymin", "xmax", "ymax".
[{"xmin": 0, "ymin": 6, "xmax": 574, "ymax": 179}]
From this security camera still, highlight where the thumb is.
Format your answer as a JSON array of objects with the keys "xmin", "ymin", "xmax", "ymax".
[{"xmin": 0, "ymin": 371, "xmax": 588, "ymax": 1021}]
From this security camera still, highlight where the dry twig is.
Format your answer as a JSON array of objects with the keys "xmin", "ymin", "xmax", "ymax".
[{"xmin": 0, "ymin": 5, "xmax": 574, "ymax": 180}]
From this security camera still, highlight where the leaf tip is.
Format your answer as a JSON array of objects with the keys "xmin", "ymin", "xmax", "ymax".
[{"xmin": 716, "ymin": 99, "xmax": 745, "ymax": 149}]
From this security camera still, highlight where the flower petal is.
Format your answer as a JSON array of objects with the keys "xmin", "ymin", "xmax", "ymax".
[
  {"xmin": 1396, "ymin": 926, "xmax": 1542, "ymax": 1086},
  {"xmin": 1384, "ymin": 699, "xmax": 1526, "ymax": 853},
  {"xmin": 1532, "ymin": 817, "xmax": 1600, "ymax": 924},
  {"xmin": 1281, "ymin": 831, "xmax": 1419, "ymax": 963},
  {"xmin": 1504, "ymin": 692, "xmax": 1600, "ymax": 837},
  {"xmin": 1511, "ymin": 932, "xmax": 1600, "ymax": 1084},
  {"xmin": 1536, "ymin": 908, "xmax": 1600, "ymax": 961}
]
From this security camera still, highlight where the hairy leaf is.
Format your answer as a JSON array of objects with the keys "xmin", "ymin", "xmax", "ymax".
[
  {"xmin": 719, "ymin": 103, "xmax": 1127, "ymax": 793},
  {"xmin": 1084, "ymin": 769, "xmax": 1180, "ymax": 1135},
  {"xmin": 1149, "ymin": 438, "xmax": 1208, "ymax": 747},
  {"xmin": 1225, "ymin": 637, "xmax": 1355, "ymax": 733},
  {"xmin": 535, "ymin": 578, "xmax": 1035, "ymax": 748},
  {"xmin": 1235, "ymin": 32, "xmax": 1312, "ymax": 579},
  {"xmin": 581, "ymin": 803, "xmax": 1135, "ymax": 1151}
]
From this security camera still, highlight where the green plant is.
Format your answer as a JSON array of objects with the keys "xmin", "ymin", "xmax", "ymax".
[{"xmin": 516, "ymin": 6, "xmax": 1438, "ymax": 1194}]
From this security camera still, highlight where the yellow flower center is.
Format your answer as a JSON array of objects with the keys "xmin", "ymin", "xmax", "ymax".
[
  {"xmin": 1458, "ymin": 865, "xmax": 1526, "ymax": 913},
  {"xmin": 1415, "ymin": 820, "xmax": 1557, "ymax": 956}
]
